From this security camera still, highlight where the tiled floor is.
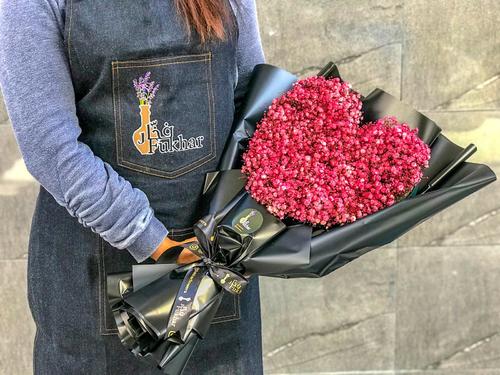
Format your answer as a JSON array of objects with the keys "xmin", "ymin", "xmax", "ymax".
[{"xmin": 0, "ymin": 1, "xmax": 499, "ymax": 374}]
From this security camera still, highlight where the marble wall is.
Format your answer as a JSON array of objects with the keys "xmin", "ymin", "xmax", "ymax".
[{"xmin": 0, "ymin": 1, "xmax": 498, "ymax": 374}]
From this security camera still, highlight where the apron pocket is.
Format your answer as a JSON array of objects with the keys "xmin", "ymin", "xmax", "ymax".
[
  {"xmin": 111, "ymin": 51, "xmax": 216, "ymax": 179},
  {"xmin": 98, "ymin": 235, "xmax": 240, "ymax": 336}
]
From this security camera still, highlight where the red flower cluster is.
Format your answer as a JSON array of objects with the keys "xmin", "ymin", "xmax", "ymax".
[{"xmin": 241, "ymin": 76, "xmax": 431, "ymax": 227}]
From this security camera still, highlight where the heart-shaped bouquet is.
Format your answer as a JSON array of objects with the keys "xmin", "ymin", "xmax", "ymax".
[
  {"xmin": 242, "ymin": 76, "xmax": 431, "ymax": 227},
  {"xmin": 106, "ymin": 63, "xmax": 495, "ymax": 375}
]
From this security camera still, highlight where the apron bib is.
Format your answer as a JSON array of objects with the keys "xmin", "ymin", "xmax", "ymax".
[{"xmin": 27, "ymin": 1, "xmax": 263, "ymax": 373}]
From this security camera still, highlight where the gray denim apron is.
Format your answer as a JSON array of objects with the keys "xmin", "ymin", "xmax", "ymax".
[{"xmin": 26, "ymin": 0, "xmax": 263, "ymax": 373}]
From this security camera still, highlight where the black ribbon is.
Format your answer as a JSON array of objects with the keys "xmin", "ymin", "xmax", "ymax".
[
  {"xmin": 164, "ymin": 265, "xmax": 205, "ymax": 345},
  {"xmin": 179, "ymin": 241, "xmax": 249, "ymax": 295},
  {"xmin": 164, "ymin": 239, "xmax": 249, "ymax": 345}
]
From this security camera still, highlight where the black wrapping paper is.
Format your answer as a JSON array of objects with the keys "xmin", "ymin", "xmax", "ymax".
[
  {"xmin": 218, "ymin": 64, "xmax": 297, "ymax": 171},
  {"xmin": 106, "ymin": 62, "xmax": 497, "ymax": 374}
]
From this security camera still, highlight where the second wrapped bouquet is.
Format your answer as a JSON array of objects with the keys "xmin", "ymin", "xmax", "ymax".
[{"xmin": 106, "ymin": 62, "xmax": 496, "ymax": 374}]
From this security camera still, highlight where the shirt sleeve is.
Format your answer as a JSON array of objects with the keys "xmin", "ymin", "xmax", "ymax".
[
  {"xmin": 0, "ymin": 0, "xmax": 169, "ymax": 263},
  {"xmin": 230, "ymin": 0, "xmax": 266, "ymax": 115}
]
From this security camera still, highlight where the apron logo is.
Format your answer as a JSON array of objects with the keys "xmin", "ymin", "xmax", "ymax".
[{"xmin": 132, "ymin": 71, "xmax": 204, "ymax": 155}]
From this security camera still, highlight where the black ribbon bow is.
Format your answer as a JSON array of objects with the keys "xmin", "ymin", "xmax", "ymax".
[
  {"xmin": 177, "ymin": 240, "xmax": 249, "ymax": 296},
  {"xmin": 163, "ymin": 218, "xmax": 250, "ymax": 344}
]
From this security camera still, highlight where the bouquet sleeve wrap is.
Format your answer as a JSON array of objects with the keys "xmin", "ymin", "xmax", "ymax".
[{"xmin": 106, "ymin": 63, "xmax": 497, "ymax": 374}]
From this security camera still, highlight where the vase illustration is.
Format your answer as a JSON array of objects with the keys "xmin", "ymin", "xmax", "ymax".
[{"xmin": 133, "ymin": 103, "xmax": 158, "ymax": 155}]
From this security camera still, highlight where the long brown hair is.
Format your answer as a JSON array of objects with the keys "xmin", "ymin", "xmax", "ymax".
[{"xmin": 174, "ymin": 0, "xmax": 237, "ymax": 44}]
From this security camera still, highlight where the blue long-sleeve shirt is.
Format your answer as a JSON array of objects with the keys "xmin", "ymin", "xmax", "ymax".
[{"xmin": 0, "ymin": 0, "xmax": 265, "ymax": 262}]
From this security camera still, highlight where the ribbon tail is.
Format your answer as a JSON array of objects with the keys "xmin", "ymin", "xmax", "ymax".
[
  {"xmin": 164, "ymin": 266, "xmax": 205, "ymax": 344},
  {"xmin": 208, "ymin": 265, "xmax": 249, "ymax": 295}
]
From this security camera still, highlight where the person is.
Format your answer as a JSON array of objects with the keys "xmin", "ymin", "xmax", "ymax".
[{"xmin": 0, "ymin": 0, "xmax": 265, "ymax": 373}]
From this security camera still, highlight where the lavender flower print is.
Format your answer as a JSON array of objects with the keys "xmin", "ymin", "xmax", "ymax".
[{"xmin": 133, "ymin": 71, "xmax": 160, "ymax": 105}]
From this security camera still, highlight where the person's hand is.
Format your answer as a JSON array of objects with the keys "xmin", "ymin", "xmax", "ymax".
[{"xmin": 150, "ymin": 234, "xmax": 201, "ymax": 265}]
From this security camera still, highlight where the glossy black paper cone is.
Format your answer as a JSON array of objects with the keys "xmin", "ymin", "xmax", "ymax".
[
  {"xmin": 218, "ymin": 64, "xmax": 297, "ymax": 171},
  {"xmin": 107, "ymin": 265, "xmax": 224, "ymax": 374}
]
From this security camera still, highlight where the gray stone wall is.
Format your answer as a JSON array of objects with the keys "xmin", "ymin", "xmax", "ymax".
[{"xmin": 0, "ymin": 1, "xmax": 499, "ymax": 373}]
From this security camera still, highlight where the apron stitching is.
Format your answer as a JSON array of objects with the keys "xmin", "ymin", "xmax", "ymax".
[
  {"xmin": 112, "ymin": 64, "xmax": 121, "ymax": 172},
  {"xmin": 168, "ymin": 228, "xmax": 195, "ymax": 238},
  {"xmin": 207, "ymin": 51, "xmax": 217, "ymax": 158},
  {"xmin": 117, "ymin": 66, "xmax": 124, "ymax": 172},
  {"xmin": 98, "ymin": 237, "xmax": 118, "ymax": 335},
  {"xmin": 115, "ymin": 58, "xmax": 209, "ymax": 70},
  {"xmin": 112, "ymin": 52, "xmax": 210, "ymax": 67},
  {"xmin": 118, "ymin": 152, "xmax": 215, "ymax": 178},
  {"xmin": 97, "ymin": 237, "xmax": 105, "ymax": 335}
]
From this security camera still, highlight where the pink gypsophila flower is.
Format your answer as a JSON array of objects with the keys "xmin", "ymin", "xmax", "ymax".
[{"xmin": 241, "ymin": 76, "xmax": 431, "ymax": 228}]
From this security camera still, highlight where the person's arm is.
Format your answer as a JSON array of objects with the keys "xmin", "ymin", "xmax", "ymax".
[
  {"xmin": 230, "ymin": 0, "xmax": 266, "ymax": 115},
  {"xmin": 0, "ymin": 0, "xmax": 168, "ymax": 263}
]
